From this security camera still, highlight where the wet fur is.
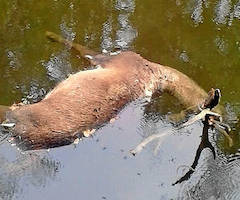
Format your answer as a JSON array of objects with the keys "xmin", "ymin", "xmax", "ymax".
[{"xmin": 5, "ymin": 51, "xmax": 207, "ymax": 150}]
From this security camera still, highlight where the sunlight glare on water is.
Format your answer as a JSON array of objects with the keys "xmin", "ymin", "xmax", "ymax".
[{"xmin": 0, "ymin": 0, "xmax": 240, "ymax": 199}]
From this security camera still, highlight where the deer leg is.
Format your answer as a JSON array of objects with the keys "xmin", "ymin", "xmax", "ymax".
[
  {"xmin": 45, "ymin": 31, "xmax": 100, "ymax": 64},
  {"xmin": 0, "ymin": 105, "xmax": 10, "ymax": 123}
]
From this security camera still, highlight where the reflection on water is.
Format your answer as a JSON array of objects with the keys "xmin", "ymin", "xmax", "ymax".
[
  {"xmin": 115, "ymin": 0, "xmax": 137, "ymax": 49},
  {"xmin": 115, "ymin": 0, "xmax": 135, "ymax": 12},
  {"xmin": 20, "ymin": 81, "xmax": 47, "ymax": 104},
  {"xmin": 191, "ymin": 0, "xmax": 206, "ymax": 25},
  {"xmin": 233, "ymin": 1, "xmax": 240, "ymax": 19},
  {"xmin": 101, "ymin": 0, "xmax": 137, "ymax": 51},
  {"xmin": 0, "ymin": 0, "xmax": 240, "ymax": 199},
  {"xmin": 215, "ymin": 36, "xmax": 229, "ymax": 55},
  {"xmin": 173, "ymin": 116, "xmax": 216, "ymax": 186},
  {"xmin": 115, "ymin": 13, "xmax": 137, "ymax": 49},
  {"xmin": 229, "ymin": 0, "xmax": 240, "ymax": 25},
  {"xmin": 0, "ymin": 148, "xmax": 60, "ymax": 200},
  {"xmin": 101, "ymin": 17, "xmax": 113, "ymax": 51},
  {"xmin": 43, "ymin": 22, "xmax": 75, "ymax": 82},
  {"xmin": 179, "ymin": 147, "xmax": 240, "ymax": 199},
  {"xmin": 177, "ymin": 113, "xmax": 240, "ymax": 199},
  {"xmin": 43, "ymin": 51, "xmax": 72, "ymax": 82},
  {"xmin": 215, "ymin": 0, "xmax": 231, "ymax": 24},
  {"xmin": 190, "ymin": 0, "xmax": 240, "ymax": 26},
  {"xmin": 6, "ymin": 50, "xmax": 22, "ymax": 70}
]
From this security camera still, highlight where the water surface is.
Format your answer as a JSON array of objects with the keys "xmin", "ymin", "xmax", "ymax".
[{"xmin": 0, "ymin": 0, "xmax": 240, "ymax": 199}]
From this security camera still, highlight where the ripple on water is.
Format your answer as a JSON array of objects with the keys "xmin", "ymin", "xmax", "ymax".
[
  {"xmin": 20, "ymin": 81, "xmax": 47, "ymax": 104},
  {"xmin": 0, "ymin": 150, "xmax": 60, "ymax": 200},
  {"xmin": 215, "ymin": 0, "xmax": 231, "ymax": 24},
  {"xmin": 101, "ymin": 0, "xmax": 137, "ymax": 51},
  {"xmin": 233, "ymin": 1, "xmax": 240, "ymax": 19},
  {"xmin": 115, "ymin": 0, "xmax": 137, "ymax": 50},
  {"xmin": 179, "ymin": 51, "xmax": 189, "ymax": 63},
  {"xmin": 178, "ymin": 146, "xmax": 240, "ymax": 200},
  {"xmin": 101, "ymin": 18, "xmax": 113, "ymax": 51},
  {"xmin": 115, "ymin": 0, "xmax": 135, "ymax": 12},
  {"xmin": 191, "ymin": 0, "xmax": 205, "ymax": 25},
  {"xmin": 214, "ymin": 36, "xmax": 229, "ymax": 55},
  {"xmin": 115, "ymin": 14, "xmax": 138, "ymax": 50},
  {"xmin": 43, "ymin": 20, "xmax": 75, "ymax": 82},
  {"xmin": 229, "ymin": 1, "xmax": 240, "ymax": 25},
  {"xmin": 43, "ymin": 52, "xmax": 72, "ymax": 82},
  {"xmin": 6, "ymin": 50, "xmax": 22, "ymax": 69}
]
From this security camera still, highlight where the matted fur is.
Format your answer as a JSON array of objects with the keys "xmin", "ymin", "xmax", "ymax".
[{"xmin": 5, "ymin": 51, "xmax": 207, "ymax": 150}]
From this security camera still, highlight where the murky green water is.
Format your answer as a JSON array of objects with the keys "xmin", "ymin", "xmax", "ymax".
[{"xmin": 0, "ymin": 0, "xmax": 240, "ymax": 199}]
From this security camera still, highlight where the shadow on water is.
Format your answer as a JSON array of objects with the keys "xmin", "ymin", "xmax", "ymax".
[
  {"xmin": 177, "ymin": 124, "xmax": 240, "ymax": 199},
  {"xmin": 173, "ymin": 115, "xmax": 216, "ymax": 186},
  {"xmin": 0, "ymin": 0, "xmax": 240, "ymax": 199}
]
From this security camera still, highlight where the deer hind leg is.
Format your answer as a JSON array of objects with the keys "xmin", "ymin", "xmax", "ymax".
[
  {"xmin": 0, "ymin": 105, "xmax": 10, "ymax": 123},
  {"xmin": 45, "ymin": 31, "xmax": 110, "ymax": 66}
]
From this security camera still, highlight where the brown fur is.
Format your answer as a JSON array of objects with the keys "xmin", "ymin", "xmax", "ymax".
[{"xmin": 5, "ymin": 51, "xmax": 207, "ymax": 150}]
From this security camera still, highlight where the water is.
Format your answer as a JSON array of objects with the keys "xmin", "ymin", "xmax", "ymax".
[{"xmin": 0, "ymin": 0, "xmax": 240, "ymax": 199}]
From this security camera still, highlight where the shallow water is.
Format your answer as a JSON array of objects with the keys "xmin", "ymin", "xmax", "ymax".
[{"xmin": 0, "ymin": 0, "xmax": 240, "ymax": 199}]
